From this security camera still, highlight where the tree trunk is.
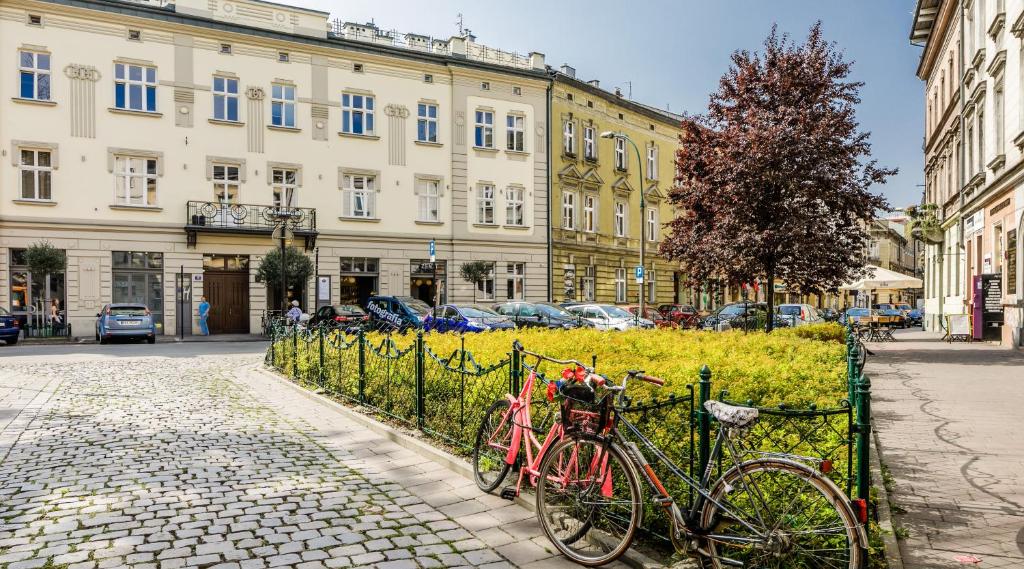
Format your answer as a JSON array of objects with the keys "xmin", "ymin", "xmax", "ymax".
[{"xmin": 764, "ymin": 267, "xmax": 775, "ymax": 333}]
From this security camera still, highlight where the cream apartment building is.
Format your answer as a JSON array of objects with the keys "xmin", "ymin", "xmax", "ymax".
[{"xmin": 0, "ymin": 0, "xmax": 551, "ymax": 336}]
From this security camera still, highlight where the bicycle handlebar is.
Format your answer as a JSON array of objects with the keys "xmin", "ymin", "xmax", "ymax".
[{"xmin": 513, "ymin": 340, "xmax": 593, "ymax": 372}]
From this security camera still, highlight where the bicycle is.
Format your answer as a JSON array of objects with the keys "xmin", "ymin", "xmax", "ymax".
[
  {"xmin": 471, "ymin": 344, "xmax": 606, "ymax": 500},
  {"xmin": 528, "ymin": 346, "xmax": 867, "ymax": 567}
]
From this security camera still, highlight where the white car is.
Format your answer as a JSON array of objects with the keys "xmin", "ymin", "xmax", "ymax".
[
  {"xmin": 777, "ymin": 304, "xmax": 825, "ymax": 327},
  {"xmin": 567, "ymin": 304, "xmax": 654, "ymax": 331}
]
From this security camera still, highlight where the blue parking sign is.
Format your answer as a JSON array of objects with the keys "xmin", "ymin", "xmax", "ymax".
[
  {"xmin": 635, "ymin": 266, "xmax": 644, "ymax": 283},
  {"xmin": 429, "ymin": 239, "xmax": 436, "ymax": 262}
]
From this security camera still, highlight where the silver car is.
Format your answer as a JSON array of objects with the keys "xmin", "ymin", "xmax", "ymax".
[
  {"xmin": 567, "ymin": 304, "xmax": 654, "ymax": 331},
  {"xmin": 96, "ymin": 303, "xmax": 157, "ymax": 344},
  {"xmin": 777, "ymin": 304, "xmax": 825, "ymax": 327}
]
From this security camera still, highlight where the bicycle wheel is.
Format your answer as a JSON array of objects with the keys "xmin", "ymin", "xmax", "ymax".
[
  {"xmin": 698, "ymin": 457, "xmax": 865, "ymax": 569},
  {"xmin": 472, "ymin": 399, "xmax": 513, "ymax": 492},
  {"xmin": 535, "ymin": 436, "xmax": 642, "ymax": 566}
]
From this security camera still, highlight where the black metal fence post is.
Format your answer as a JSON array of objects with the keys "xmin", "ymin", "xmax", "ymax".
[
  {"xmin": 698, "ymin": 365, "xmax": 712, "ymax": 478},
  {"xmin": 291, "ymin": 326, "xmax": 298, "ymax": 380},
  {"xmin": 855, "ymin": 374, "xmax": 872, "ymax": 501},
  {"xmin": 416, "ymin": 330, "xmax": 425, "ymax": 430},
  {"xmin": 318, "ymin": 326, "xmax": 326, "ymax": 389},
  {"xmin": 847, "ymin": 329, "xmax": 860, "ymax": 405},
  {"xmin": 269, "ymin": 323, "xmax": 276, "ymax": 367},
  {"xmin": 357, "ymin": 329, "xmax": 366, "ymax": 404}
]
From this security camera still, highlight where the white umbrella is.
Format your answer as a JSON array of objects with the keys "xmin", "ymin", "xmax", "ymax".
[{"xmin": 840, "ymin": 265, "xmax": 923, "ymax": 291}]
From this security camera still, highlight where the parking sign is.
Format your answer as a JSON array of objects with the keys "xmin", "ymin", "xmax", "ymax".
[
  {"xmin": 635, "ymin": 266, "xmax": 644, "ymax": 283},
  {"xmin": 429, "ymin": 239, "xmax": 436, "ymax": 262}
]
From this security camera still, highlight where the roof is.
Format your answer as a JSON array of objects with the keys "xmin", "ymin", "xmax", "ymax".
[
  {"xmin": 553, "ymin": 72, "xmax": 682, "ymax": 128},
  {"xmin": 910, "ymin": 0, "xmax": 942, "ymax": 46}
]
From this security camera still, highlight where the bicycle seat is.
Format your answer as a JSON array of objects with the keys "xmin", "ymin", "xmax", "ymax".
[{"xmin": 704, "ymin": 400, "xmax": 759, "ymax": 428}]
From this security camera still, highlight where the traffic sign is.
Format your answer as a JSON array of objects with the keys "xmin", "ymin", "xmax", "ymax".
[
  {"xmin": 429, "ymin": 239, "xmax": 436, "ymax": 262},
  {"xmin": 635, "ymin": 266, "xmax": 644, "ymax": 284}
]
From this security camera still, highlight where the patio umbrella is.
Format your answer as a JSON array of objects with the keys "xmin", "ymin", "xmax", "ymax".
[{"xmin": 840, "ymin": 265, "xmax": 923, "ymax": 291}]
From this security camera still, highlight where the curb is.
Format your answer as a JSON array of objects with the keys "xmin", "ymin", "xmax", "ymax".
[
  {"xmin": 870, "ymin": 421, "xmax": 905, "ymax": 569},
  {"xmin": 251, "ymin": 364, "xmax": 669, "ymax": 569}
]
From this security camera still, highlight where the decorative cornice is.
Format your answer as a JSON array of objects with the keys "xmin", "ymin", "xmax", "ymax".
[
  {"xmin": 972, "ymin": 47, "xmax": 986, "ymax": 71},
  {"xmin": 986, "ymin": 49, "xmax": 1007, "ymax": 77},
  {"xmin": 988, "ymin": 11, "xmax": 1006, "ymax": 39},
  {"xmin": 1012, "ymin": 10, "xmax": 1024, "ymax": 38}
]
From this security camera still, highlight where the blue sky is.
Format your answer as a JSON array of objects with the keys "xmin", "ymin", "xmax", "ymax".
[{"xmin": 293, "ymin": 0, "xmax": 925, "ymax": 208}]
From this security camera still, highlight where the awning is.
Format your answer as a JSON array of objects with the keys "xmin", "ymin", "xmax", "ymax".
[{"xmin": 840, "ymin": 265, "xmax": 923, "ymax": 291}]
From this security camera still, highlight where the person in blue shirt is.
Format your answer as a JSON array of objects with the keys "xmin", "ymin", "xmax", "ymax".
[
  {"xmin": 198, "ymin": 296, "xmax": 211, "ymax": 335},
  {"xmin": 286, "ymin": 300, "xmax": 302, "ymax": 325}
]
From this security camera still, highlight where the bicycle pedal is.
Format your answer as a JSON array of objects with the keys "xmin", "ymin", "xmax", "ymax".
[{"xmin": 499, "ymin": 486, "xmax": 518, "ymax": 501}]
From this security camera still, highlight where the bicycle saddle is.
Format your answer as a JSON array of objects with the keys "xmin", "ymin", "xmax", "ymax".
[{"xmin": 704, "ymin": 400, "xmax": 759, "ymax": 428}]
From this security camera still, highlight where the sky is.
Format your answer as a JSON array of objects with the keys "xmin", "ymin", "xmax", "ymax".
[{"xmin": 287, "ymin": 0, "xmax": 926, "ymax": 209}]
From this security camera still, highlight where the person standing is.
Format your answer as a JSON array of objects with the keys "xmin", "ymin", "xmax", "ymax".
[
  {"xmin": 198, "ymin": 296, "xmax": 211, "ymax": 335},
  {"xmin": 286, "ymin": 300, "xmax": 302, "ymax": 325}
]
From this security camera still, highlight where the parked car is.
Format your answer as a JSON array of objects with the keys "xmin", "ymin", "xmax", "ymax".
[
  {"xmin": 425, "ymin": 304, "xmax": 515, "ymax": 333},
  {"xmin": 308, "ymin": 304, "xmax": 369, "ymax": 331},
  {"xmin": 702, "ymin": 302, "xmax": 770, "ymax": 331},
  {"xmin": 365, "ymin": 295, "xmax": 433, "ymax": 332},
  {"xmin": 777, "ymin": 304, "xmax": 825, "ymax": 327},
  {"xmin": 0, "ymin": 307, "xmax": 20, "ymax": 345},
  {"xmin": 625, "ymin": 305, "xmax": 676, "ymax": 328},
  {"xmin": 492, "ymin": 301, "xmax": 588, "ymax": 329},
  {"xmin": 839, "ymin": 307, "xmax": 875, "ymax": 326},
  {"xmin": 658, "ymin": 304, "xmax": 701, "ymax": 328},
  {"xmin": 906, "ymin": 307, "xmax": 923, "ymax": 327},
  {"xmin": 876, "ymin": 307, "xmax": 908, "ymax": 328},
  {"xmin": 566, "ymin": 304, "xmax": 653, "ymax": 330},
  {"xmin": 819, "ymin": 307, "xmax": 841, "ymax": 322},
  {"xmin": 95, "ymin": 303, "xmax": 157, "ymax": 344}
]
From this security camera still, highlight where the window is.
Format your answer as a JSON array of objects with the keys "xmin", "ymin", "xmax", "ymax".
[
  {"xmin": 28, "ymin": 14, "xmax": 42, "ymax": 25},
  {"xmin": 341, "ymin": 93, "xmax": 375, "ymax": 135},
  {"xmin": 583, "ymin": 194, "xmax": 596, "ymax": 233},
  {"xmin": 646, "ymin": 269, "xmax": 656, "ymax": 303},
  {"xmin": 278, "ymin": 51, "xmax": 289, "ymax": 62},
  {"xmin": 506, "ymin": 114, "xmax": 525, "ymax": 151},
  {"xmin": 967, "ymin": 122, "xmax": 975, "ymax": 176},
  {"xmin": 581, "ymin": 266, "xmax": 595, "ymax": 301},
  {"xmin": 417, "ymin": 103, "xmax": 438, "ymax": 143},
  {"xmin": 474, "ymin": 110, "xmax": 494, "ymax": 148},
  {"xmin": 614, "ymin": 201, "xmax": 627, "ymax": 237},
  {"xmin": 477, "ymin": 263, "xmax": 495, "ymax": 300},
  {"xmin": 583, "ymin": 126, "xmax": 595, "ymax": 160},
  {"xmin": 19, "ymin": 50, "xmax": 50, "ymax": 101},
  {"xmin": 614, "ymin": 138, "xmax": 627, "ymax": 170},
  {"xmin": 506, "ymin": 186, "xmax": 524, "ymax": 226},
  {"xmin": 562, "ymin": 191, "xmax": 577, "ymax": 230},
  {"xmin": 341, "ymin": 173, "xmax": 375, "ymax": 218},
  {"xmin": 512, "ymin": 86, "xmax": 522, "ymax": 96},
  {"xmin": 563, "ymin": 120, "xmax": 576, "ymax": 155},
  {"xmin": 995, "ymin": 81, "xmax": 1005, "ymax": 156},
  {"xmin": 271, "ymin": 84, "xmax": 295, "ymax": 127},
  {"xmin": 416, "ymin": 178, "xmax": 440, "ymax": 222},
  {"xmin": 646, "ymin": 207, "xmax": 658, "ymax": 242},
  {"xmin": 9, "ymin": 248, "xmax": 65, "ymax": 324},
  {"xmin": 212, "ymin": 164, "xmax": 239, "ymax": 203},
  {"xmin": 615, "ymin": 268, "xmax": 627, "ymax": 303},
  {"xmin": 19, "ymin": 149, "xmax": 52, "ymax": 201},
  {"xmin": 567, "ymin": 92, "xmax": 574, "ymax": 101},
  {"xmin": 978, "ymin": 110, "xmax": 985, "ymax": 171},
  {"xmin": 424, "ymin": 74, "xmax": 433, "ymax": 83},
  {"xmin": 481, "ymin": 81, "xmax": 490, "ymax": 90},
  {"xmin": 506, "ymin": 263, "xmax": 525, "ymax": 300},
  {"xmin": 114, "ymin": 156, "xmax": 157, "ymax": 206},
  {"xmin": 213, "ymin": 76, "xmax": 239, "ymax": 122},
  {"xmin": 220, "ymin": 43, "xmax": 232, "ymax": 54},
  {"xmin": 272, "ymin": 168, "xmax": 297, "ymax": 208},
  {"xmin": 477, "ymin": 184, "xmax": 495, "ymax": 224},
  {"xmin": 647, "ymin": 145, "xmax": 658, "ymax": 180},
  {"xmin": 127, "ymin": 29, "xmax": 141, "ymax": 41},
  {"xmin": 114, "ymin": 63, "xmax": 157, "ymax": 112},
  {"xmin": 353, "ymin": 63, "xmax": 364, "ymax": 73}
]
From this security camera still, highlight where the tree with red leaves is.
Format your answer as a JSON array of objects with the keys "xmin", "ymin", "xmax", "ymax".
[{"xmin": 661, "ymin": 23, "xmax": 894, "ymax": 332}]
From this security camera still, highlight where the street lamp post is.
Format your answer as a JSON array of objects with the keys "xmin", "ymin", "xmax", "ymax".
[
  {"xmin": 601, "ymin": 131, "xmax": 647, "ymax": 315},
  {"xmin": 263, "ymin": 207, "xmax": 306, "ymax": 319}
]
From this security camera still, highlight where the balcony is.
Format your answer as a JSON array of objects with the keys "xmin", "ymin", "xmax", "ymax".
[{"xmin": 184, "ymin": 201, "xmax": 318, "ymax": 250}]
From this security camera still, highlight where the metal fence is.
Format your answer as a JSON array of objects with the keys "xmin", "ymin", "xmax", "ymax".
[{"xmin": 266, "ymin": 324, "xmax": 873, "ymax": 508}]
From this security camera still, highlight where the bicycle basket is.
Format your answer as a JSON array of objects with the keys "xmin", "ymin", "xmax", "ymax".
[{"xmin": 555, "ymin": 370, "xmax": 609, "ymax": 435}]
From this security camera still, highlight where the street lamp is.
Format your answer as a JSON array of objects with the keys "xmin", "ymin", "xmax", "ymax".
[
  {"xmin": 601, "ymin": 131, "xmax": 648, "ymax": 314},
  {"xmin": 263, "ymin": 207, "xmax": 306, "ymax": 319}
]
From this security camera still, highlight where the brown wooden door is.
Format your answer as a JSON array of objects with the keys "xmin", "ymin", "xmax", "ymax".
[{"xmin": 204, "ymin": 272, "xmax": 249, "ymax": 334}]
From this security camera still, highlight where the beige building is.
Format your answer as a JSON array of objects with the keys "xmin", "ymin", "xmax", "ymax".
[{"xmin": 0, "ymin": 0, "xmax": 551, "ymax": 336}]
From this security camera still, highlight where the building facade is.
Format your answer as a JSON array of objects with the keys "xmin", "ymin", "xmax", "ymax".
[
  {"xmin": 865, "ymin": 216, "xmax": 925, "ymax": 306},
  {"xmin": 913, "ymin": 0, "xmax": 1024, "ymax": 346},
  {"xmin": 549, "ymin": 69, "xmax": 686, "ymax": 308},
  {"xmin": 1, "ymin": 0, "xmax": 551, "ymax": 336}
]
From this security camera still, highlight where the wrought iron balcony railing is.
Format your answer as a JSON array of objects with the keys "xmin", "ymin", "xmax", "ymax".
[{"xmin": 184, "ymin": 201, "xmax": 317, "ymax": 249}]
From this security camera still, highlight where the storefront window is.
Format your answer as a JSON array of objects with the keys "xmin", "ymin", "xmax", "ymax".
[
  {"xmin": 8, "ymin": 247, "xmax": 66, "ymax": 328},
  {"xmin": 410, "ymin": 259, "xmax": 446, "ymax": 306},
  {"xmin": 113, "ymin": 251, "xmax": 164, "ymax": 332},
  {"xmin": 340, "ymin": 257, "xmax": 379, "ymax": 306}
]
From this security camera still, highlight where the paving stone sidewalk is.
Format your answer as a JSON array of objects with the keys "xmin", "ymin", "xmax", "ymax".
[
  {"xmin": 0, "ymin": 353, "xmax": 606, "ymax": 569},
  {"xmin": 869, "ymin": 331, "xmax": 1024, "ymax": 569}
]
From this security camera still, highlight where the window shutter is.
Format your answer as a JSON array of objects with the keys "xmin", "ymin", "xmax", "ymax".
[
  {"xmin": 342, "ymin": 188, "xmax": 352, "ymax": 217},
  {"xmin": 592, "ymin": 195, "xmax": 600, "ymax": 232},
  {"xmin": 368, "ymin": 186, "xmax": 377, "ymax": 217}
]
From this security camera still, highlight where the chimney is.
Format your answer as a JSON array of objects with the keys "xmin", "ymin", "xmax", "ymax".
[
  {"xmin": 560, "ymin": 64, "xmax": 575, "ymax": 78},
  {"xmin": 614, "ymin": 87, "xmax": 622, "ymax": 97},
  {"xmin": 587, "ymin": 79, "xmax": 600, "ymax": 88}
]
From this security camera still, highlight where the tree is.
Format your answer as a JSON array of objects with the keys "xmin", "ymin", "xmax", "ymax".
[
  {"xmin": 661, "ymin": 23, "xmax": 893, "ymax": 331},
  {"xmin": 24, "ymin": 241, "xmax": 66, "ymax": 325},
  {"xmin": 255, "ymin": 246, "xmax": 313, "ymax": 307},
  {"xmin": 459, "ymin": 261, "xmax": 493, "ymax": 303}
]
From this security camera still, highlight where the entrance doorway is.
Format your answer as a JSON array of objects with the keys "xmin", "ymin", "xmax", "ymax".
[
  {"xmin": 410, "ymin": 259, "xmax": 446, "ymax": 306},
  {"xmin": 203, "ymin": 254, "xmax": 250, "ymax": 334},
  {"xmin": 339, "ymin": 257, "xmax": 379, "ymax": 307}
]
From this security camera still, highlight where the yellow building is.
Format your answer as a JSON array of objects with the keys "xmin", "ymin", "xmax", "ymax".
[{"xmin": 550, "ymin": 68, "xmax": 687, "ymax": 307}]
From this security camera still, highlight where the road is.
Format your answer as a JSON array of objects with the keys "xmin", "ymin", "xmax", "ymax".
[
  {"xmin": 0, "ymin": 342, "xmax": 606, "ymax": 569},
  {"xmin": 869, "ymin": 330, "xmax": 1024, "ymax": 569}
]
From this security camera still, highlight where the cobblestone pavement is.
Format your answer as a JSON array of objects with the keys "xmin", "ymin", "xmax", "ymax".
[
  {"xmin": 869, "ymin": 330, "xmax": 1024, "ymax": 569},
  {"xmin": 0, "ymin": 351, "xmax": 608, "ymax": 569}
]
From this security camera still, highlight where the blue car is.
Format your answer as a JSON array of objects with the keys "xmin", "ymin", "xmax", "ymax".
[
  {"xmin": 365, "ymin": 295, "xmax": 433, "ymax": 332},
  {"xmin": 96, "ymin": 303, "xmax": 156, "ymax": 344},
  {"xmin": 0, "ymin": 307, "xmax": 20, "ymax": 345},
  {"xmin": 424, "ymin": 304, "xmax": 515, "ymax": 333}
]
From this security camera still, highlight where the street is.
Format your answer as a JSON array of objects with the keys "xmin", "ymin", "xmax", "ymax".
[
  {"xmin": 870, "ymin": 331, "xmax": 1024, "ymax": 568},
  {"xmin": 0, "ymin": 343, "xmax": 603, "ymax": 569}
]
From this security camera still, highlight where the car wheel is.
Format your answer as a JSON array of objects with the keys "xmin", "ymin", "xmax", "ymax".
[
  {"xmin": 6, "ymin": 336, "xmax": 17, "ymax": 346},
  {"xmin": 147, "ymin": 337, "xmax": 156, "ymax": 344},
  {"xmin": 99, "ymin": 337, "xmax": 108, "ymax": 345},
  {"xmin": 95, "ymin": 330, "xmax": 100, "ymax": 342}
]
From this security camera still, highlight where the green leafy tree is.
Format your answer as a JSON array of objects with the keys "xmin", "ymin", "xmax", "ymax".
[
  {"xmin": 460, "ymin": 261, "xmax": 493, "ymax": 303},
  {"xmin": 256, "ymin": 246, "xmax": 313, "ymax": 309},
  {"xmin": 24, "ymin": 241, "xmax": 66, "ymax": 323}
]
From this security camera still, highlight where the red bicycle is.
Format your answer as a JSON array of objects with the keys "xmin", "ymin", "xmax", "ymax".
[{"xmin": 472, "ymin": 341, "xmax": 606, "ymax": 499}]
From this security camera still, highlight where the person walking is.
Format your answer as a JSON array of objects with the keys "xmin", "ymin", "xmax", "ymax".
[
  {"xmin": 286, "ymin": 300, "xmax": 302, "ymax": 326},
  {"xmin": 198, "ymin": 296, "xmax": 211, "ymax": 335}
]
